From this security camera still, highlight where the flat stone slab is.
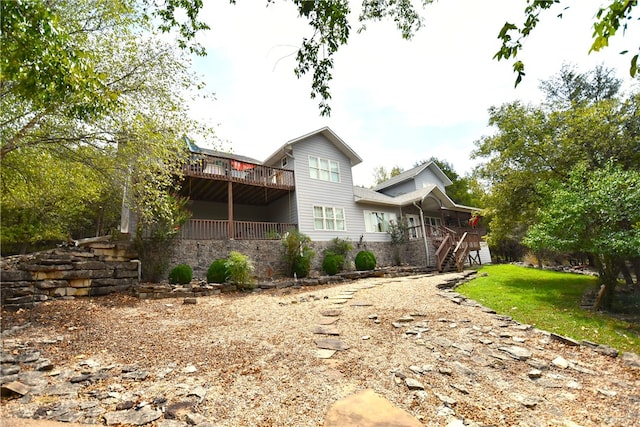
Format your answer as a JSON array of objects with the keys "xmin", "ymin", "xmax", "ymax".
[
  {"xmin": 316, "ymin": 349, "xmax": 337, "ymax": 359},
  {"xmin": 324, "ymin": 389, "xmax": 422, "ymax": 427},
  {"xmin": 331, "ymin": 299, "xmax": 348, "ymax": 304},
  {"xmin": 316, "ymin": 338, "xmax": 350, "ymax": 351},
  {"xmin": 321, "ymin": 310, "xmax": 342, "ymax": 317},
  {"xmin": 331, "ymin": 294, "xmax": 354, "ymax": 299},
  {"xmin": 319, "ymin": 317, "xmax": 339, "ymax": 325},
  {"xmin": 350, "ymin": 301, "xmax": 373, "ymax": 307},
  {"xmin": 499, "ymin": 345, "xmax": 532, "ymax": 361},
  {"xmin": 313, "ymin": 326, "xmax": 341, "ymax": 335}
]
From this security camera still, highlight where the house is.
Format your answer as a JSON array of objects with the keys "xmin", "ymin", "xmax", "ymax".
[{"xmin": 176, "ymin": 127, "xmax": 490, "ymax": 273}]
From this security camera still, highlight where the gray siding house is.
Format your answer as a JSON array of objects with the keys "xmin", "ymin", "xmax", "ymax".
[{"xmin": 177, "ymin": 127, "xmax": 490, "ymax": 272}]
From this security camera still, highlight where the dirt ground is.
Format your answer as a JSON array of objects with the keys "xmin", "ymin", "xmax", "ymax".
[{"xmin": 1, "ymin": 273, "xmax": 639, "ymax": 426}]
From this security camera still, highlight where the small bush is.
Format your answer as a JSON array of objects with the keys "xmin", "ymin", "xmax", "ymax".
[
  {"xmin": 322, "ymin": 253, "xmax": 344, "ymax": 276},
  {"xmin": 168, "ymin": 264, "xmax": 192, "ymax": 285},
  {"xmin": 292, "ymin": 254, "xmax": 311, "ymax": 278},
  {"xmin": 225, "ymin": 251, "xmax": 255, "ymax": 290},
  {"xmin": 355, "ymin": 250, "xmax": 376, "ymax": 271},
  {"xmin": 207, "ymin": 259, "xmax": 228, "ymax": 283},
  {"xmin": 328, "ymin": 237, "xmax": 353, "ymax": 257},
  {"xmin": 282, "ymin": 229, "xmax": 314, "ymax": 278}
]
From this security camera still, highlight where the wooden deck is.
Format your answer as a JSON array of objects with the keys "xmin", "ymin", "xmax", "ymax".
[{"xmin": 180, "ymin": 154, "xmax": 295, "ymax": 205}]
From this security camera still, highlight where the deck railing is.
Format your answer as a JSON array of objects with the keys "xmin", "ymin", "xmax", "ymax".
[
  {"xmin": 178, "ymin": 219, "xmax": 297, "ymax": 240},
  {"xmin": 184, "ymin": 154, "xmax": 295, "ymax": 188}
]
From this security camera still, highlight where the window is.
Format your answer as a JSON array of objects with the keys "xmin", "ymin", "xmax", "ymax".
[
  {"xmin": 309, "ymin": 156, "xmax": 340, "ymax": 182},
  {"xmin": 281, "ymin": 156, "xmax": 288, "ymax": 168},
  {"xmin": 406, "ymin": 215, "xmax": 421, "ymax": 239},
  {"xmin": 425, "ymin": 216, "xmax": 442, "ymax": 236},
  {"xmin": 426, "ymin": 217, "xmax": 441, "ymax": 227},
  {"xmin": 313, "ymin": 206, "xmax": 346, "ymax": 231},
  {"xmin": 364, "ymin": 211, "xmax": 397, "ymax": 233}
]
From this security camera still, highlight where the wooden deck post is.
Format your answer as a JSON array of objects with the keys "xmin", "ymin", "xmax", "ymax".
[{"xmin": 228, "ymin": 181, "xmax": 234, "ymax": 239}]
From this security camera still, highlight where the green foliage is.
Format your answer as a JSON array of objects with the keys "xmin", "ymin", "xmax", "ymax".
[
  {"xmin": 135, "ymin": 195, "xmax": 191, "ymax": 282},
  {"xmin": 321, "ymin": 237, "xmax": 352, "ymax": 275},
  {"xmin": 322, "ymin": 253, "xmax": 344, "ymax": 275},
  {"xmin": 355, "ymin": 250, "xmax": 376, "ymax": 271},
  {"xmin": 456, "ymin": 265, "xmax": 640, "ymax": 353},
  {"xmin": 494, "ymin": 1, "xmax": 639, "ymax": 85},
  {"xmin": 327, "ymin": 237, "xmax": 353, "ymax": 257},
  {"xmin": 282, "ymin": 229, "xmax": 315, "ymax": 278},
  {"xmin": 1, "ymin": 0, "xmax": 213, "ymax": 252},
  {"xmin": 473, "ymin": 68, "xmax": 639, "ymax": 251},
  {"xmin": 372, "ymin": 165, "xmax": 404, "ymax": 185},
  {"xmin": 206, "ymin": 259, "xmax": 229, "ymax": 283},
  {"xmin": 292, "ymin": 255, "xmax": 312, "ymax": 279},
  {"xmin": 168, "ymin": 263, "xmax": 193, "ymax": 285},
  {"xmin": 523, "ymin": 163, "xmax": 640, "ymax": 308},
  {"xmin": 225, "ymin": 251, "xmax": 255, "ymax": 290},
  {"xmin": 387, "ymin": 217, "xmax": 409, "ymax": 266}
]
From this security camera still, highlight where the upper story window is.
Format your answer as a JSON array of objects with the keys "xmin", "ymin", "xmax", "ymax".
[
  {"xmin": 364, "ymin": 210, "xmax": 397, "ymax": 233},
  {"xmin": 309, "ymin": 156, "xmax": 340, "ymax": 183},
  {"xmin": 313, "ymin": 206, "xmax": 346, "ymax": 231}
]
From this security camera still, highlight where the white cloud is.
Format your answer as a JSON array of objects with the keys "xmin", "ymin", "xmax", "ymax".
[{"xmin": 187, "ymin": 0, "xmax": 638, "ymax": 186}]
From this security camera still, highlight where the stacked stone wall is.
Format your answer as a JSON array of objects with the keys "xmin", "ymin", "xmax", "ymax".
[
  {"xmin": 169, "ymin": 238, "xmax": 435, "ymax": 280},
  {"xmin": 1, "ymin": 242, "xmax": 139, "ymax": 311}
]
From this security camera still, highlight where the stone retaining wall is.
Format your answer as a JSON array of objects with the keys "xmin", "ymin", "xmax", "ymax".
[
  {"xmin": 1, "ymin": 242, "xmax": 139, "ymax": 311},
  {"xmin": 168, "ymin": 239, "xmax": 434, "ymax": 280}
]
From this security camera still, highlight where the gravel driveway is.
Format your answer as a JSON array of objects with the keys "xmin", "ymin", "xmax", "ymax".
[{"xmin": 1, "ymin": 272, "xmax": 639, "ymax": 426}]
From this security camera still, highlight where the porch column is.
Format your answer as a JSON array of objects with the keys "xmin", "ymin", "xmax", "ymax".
[{"xmin": 228, "ymin": 181, "xmax": 234, "ymax": 239}]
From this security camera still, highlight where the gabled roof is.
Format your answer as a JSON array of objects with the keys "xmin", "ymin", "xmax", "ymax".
[
  {"xmin": 373, "ymin": 161, "xmax": 453, "ymax": 191},
  {"xmin": 354, "ymin": 185, "xmax": 458, "ymax": 209},
  {"xmin": 263, "ymin": 127, "xmax": 363, "ymax": 166}
]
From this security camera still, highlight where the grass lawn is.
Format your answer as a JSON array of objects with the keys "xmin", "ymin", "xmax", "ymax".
[{"xmin": 456, "ymin": 264, "xmax": 640, "ymax": 354}]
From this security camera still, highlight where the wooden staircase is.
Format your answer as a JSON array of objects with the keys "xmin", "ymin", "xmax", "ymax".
[{"xmin": 434, "ymin": 227, "xmax": 482, "ymax": 273}]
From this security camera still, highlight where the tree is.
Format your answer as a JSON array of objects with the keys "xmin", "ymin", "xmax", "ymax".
[
  {"xmin": 539, "ymin": 63, "xmax": 623, "ymax": 109},
  {"xmin": 495, "ymin": 1, "xmax": 639, "ymax": 86},
  {"xmin": 372, "ymin": 165, "xmax": 403, "ymax": 185},
  {"xmin": 1, "ymin": 0, "xmax": 212, "ymax": 251},
  {"xmin": 524, "ymin": 164, "xmax": 640, "ymax": 309},
  {"xmin": 473, "ymin": 66, "xmax": 639, "ymax": 251},
  {"xmin": 474, "ymin": 65, "xmax": 640, "ymax": 302}
]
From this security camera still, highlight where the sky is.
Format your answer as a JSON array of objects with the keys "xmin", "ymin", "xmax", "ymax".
[{"xmin": 186, "ymin": 0, "xmax": 638, "ymax": 187}]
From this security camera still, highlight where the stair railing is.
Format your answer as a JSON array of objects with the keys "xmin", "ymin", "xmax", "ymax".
[{"xmin": 453, "ymin": 232, "xmax": 481, "ymax": 272}]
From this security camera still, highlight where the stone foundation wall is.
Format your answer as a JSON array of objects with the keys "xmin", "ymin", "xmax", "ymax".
[
  {"xmin": 1, "ymin": 242, "xmax": 139, "ymax": 311},
  {"xmin": 169, "ymin": 238, "xmax": 435, "ymax": 280}
]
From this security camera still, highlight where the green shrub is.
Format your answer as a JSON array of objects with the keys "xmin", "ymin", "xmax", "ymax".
[
  {"xmin": 168, "ymin": 263, "xmax": 192, "ymax": 285},
  {"xmin": 322, "ymin": 253, "xmax": 344, "ymax": 275},
  {"xmin": 292, "ymin": 254, "xmax": 312, "ymax": 278},
  {"xmin": 207, "ymin": 259, "xmax": 228, "ymax": 283},
  {"xmin": 225, "ymin": 251, "xmax": 255, "ymax": 290},
  {"xmin": 322, "ymin": 237, "xmax": 352, "ymax": 273},
  {"xmin": 282, "ymin": 229, "xmax": 314, "ymax": 278},
  {"xmin": 328, "ymin": 237, "xmax": 353, "ymax": 257},
  {"xmin": 355, "ymin": 250, "xmax": 376, "ymax": 271}
]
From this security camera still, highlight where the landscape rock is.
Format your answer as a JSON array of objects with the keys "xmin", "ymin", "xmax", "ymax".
[
  {"xmin": 103, "ymin": 406, "xmax": 162, "ymax": 425},
  {"xmin": 404, "ymin": 378, "xmax": 424, "ymax": 390},
  {"xmin": 498, "ymin": 346, "xmax": 532, "ymax": 361},
  {"xmin": 621, "ymin": 352, "xmax": 640, "ymax": 368},
  {"xmin": 315, "ymin": 338, "xmax": 350, "ymax": 351}
]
